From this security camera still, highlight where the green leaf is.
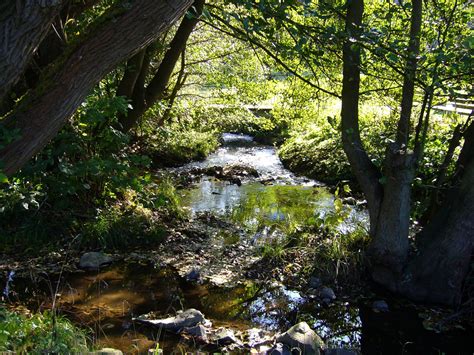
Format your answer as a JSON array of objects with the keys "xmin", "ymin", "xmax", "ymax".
[{"xmin": 0, "ymin": 173, "xmax": 8, "ymax": 183}]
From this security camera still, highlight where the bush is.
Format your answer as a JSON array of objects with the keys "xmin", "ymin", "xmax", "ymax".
[
  {"xmin": 0, "ymin": 307, "xmax": 90, "ymax": 353},
  {"xmin": 0, "ymin": 94, "xmax": 183, "ymax": 251},
  {"xmin": 79, "ymin": 179, "xmax": 182, "ymax": 250}
]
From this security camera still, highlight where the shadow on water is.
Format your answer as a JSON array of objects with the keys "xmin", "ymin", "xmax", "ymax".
[{"xmin": 6, "ymin": 262, "xmax": 473, "ymax": 354}]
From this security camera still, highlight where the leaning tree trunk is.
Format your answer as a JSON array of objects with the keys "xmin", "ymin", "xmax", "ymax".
[
  {"xmin": 399, "ymin": 123, "xmax": 474, "ymax": 305},
  {"xmin": 0, "ymin": 0, "xmax": 63, "ymax": 102},
  {"xmin": 0, "ymin": 0, "xmax": 193, "ymax": 176}
]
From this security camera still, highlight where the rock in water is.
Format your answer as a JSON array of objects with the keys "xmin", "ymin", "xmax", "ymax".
[
  {"xmin": 135, "ymin": 309, "xmax": 205, "ymax": 332},
  {"xmin": 79, "ymin": 252, "xmax": 113, "ymax": 270},
  {"xmin": 276, "ymin": 322, "xmax": 325, "ymax": 355}
]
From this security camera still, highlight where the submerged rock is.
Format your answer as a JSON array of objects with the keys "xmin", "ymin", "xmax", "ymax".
[
  {"xmin": 135, "ymin": 309, "xmax": 205, "ymax": 332},
  {"xmin": 276, "ymin": 322, "xmax": 325, "ymax": 355},
  {"xmin": 79, "ymin": 252, "xmax": 113, "ymax": 270}
]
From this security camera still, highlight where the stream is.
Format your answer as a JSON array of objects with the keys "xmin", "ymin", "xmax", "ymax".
[{"xmin": 3, "ymin": 134, "xmax": 473, "ymax": 354}]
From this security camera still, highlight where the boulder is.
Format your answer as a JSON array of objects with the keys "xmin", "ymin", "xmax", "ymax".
[
  {"xmin": 276, "ymin": 322, "xmax": 324, "ymax": 355},
  {"xmin": 135, "ymin": 309, "xmax": 205, "ymax": 332},
  {"xmin": 79, "ymin": 252, "xmax": 113, "ymax": 270}
]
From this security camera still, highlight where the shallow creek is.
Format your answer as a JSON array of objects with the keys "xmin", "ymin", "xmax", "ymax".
[{"xmin": 4, "ymin": 134, "xmax": 473, "ymax": 354}]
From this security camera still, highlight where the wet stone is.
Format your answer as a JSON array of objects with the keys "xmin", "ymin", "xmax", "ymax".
[
  {"xmin": 185, "ymin": 267, "xmax": 201, "ymax": 282},
  {"xmin": 79, "ymin": 252, "xmax": 113, "ymax": 270},
  {"xmin": 135, "ymin": 309, "xmax": 205, "ymax": 332},
  {"xmin": 276, "ymin": 322, "xmax": 325, "ymax": 355}
]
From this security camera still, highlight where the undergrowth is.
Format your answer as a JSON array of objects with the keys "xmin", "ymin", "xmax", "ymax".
[{"xmin": 0, "ymin": 307, "xmax": 90, "ymax": 353}]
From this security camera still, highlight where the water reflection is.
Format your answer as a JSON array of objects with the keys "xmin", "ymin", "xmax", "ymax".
[
  {"xmin": 7, "ymin": 262, "xmax": 474, "ymax": 354},
  {"xmin": 180, "ymin": 182, "xmax": 368, "ymax": 235}
]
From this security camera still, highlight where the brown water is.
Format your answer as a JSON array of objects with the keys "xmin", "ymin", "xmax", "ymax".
[
  {"xmin": 4, "ymin": 262, "xmax": 357, "ymax": 353},
  {"xmin": 7, "ymin": 262, "xmax": 473, "ymax": 354}
]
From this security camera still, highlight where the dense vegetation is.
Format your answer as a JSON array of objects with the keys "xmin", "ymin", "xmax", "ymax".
[{"xmin": 0, "ymin": 0, "xmax": 472, "ymax": 352}]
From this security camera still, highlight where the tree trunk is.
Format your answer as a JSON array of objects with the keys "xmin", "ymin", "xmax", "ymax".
[
  {"xmin": 160, "ymin": 52, "xmax": 188, "ymax": 126},
  {"xmin": 340, "ymin": 0, "xmax": 383, "ymax": 237},
  {"xmin": 399, "ymin": 122, "xmax": 474, "ymax": 305},
  {"xmin": 368, "ymin": 0, "xmax": 422, "ymax": 286},
  {"xmin": 0, "ymin": 0, "xmax": 193, "ymax": 176},
  {"xmin": 117, "ymin": 0, "xmax": 205, "ymax": 132},
  {"xmin": 370, "ymin": 145, "xmax": 416, "ymax": 288},
  {"xmin": 0, "ymin": 0, "xmax": 63, "ymax": 102},
  {"xmin": 116, "ymin": 49, "xmax": 148, "ymax": 99}
]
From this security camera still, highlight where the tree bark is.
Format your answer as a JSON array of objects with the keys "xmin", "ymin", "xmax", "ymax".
[
  {"xmin": 400, "ymin": 121, "xmax": 474, "ymax": 305},
  {"xmin": 0, "ymin": 0, "xmax": 63, "ymax": 102},
  {"xmin": 0, "ymin": 0, "xmax": 193, "ymax": 176},
  {"xmin": 117, "ymin": 0, "xmax": 205, "ymax": 132},
  {"xmin": 116, "ymin": 49, "xmax": 147, "ymax": 99},
  {"xmin": 368, "ymin": 0, "xmax": 422, "ymax": 286},
  {"xmin": 340, "ymin": 0, "xmax": 383, "ymax": 237},
  {"xmin": 159, "ymin": 52, "xmax": 188, "ymax": 126}
]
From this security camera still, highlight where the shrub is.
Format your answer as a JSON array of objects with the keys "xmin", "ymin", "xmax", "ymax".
[{"xmin": 0, "ymin": 307, "xmax": 90, "ymax": 353}]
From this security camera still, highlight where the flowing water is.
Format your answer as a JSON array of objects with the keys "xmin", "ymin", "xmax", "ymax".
[{"xmin": 3, "ymin": 134, "xmax": 473, "ymax": 354}]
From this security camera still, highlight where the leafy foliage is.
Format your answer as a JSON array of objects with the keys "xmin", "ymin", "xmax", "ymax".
[{"xmin": 0, "ymin": 308, "xmax": 90, "ymax": 353}]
